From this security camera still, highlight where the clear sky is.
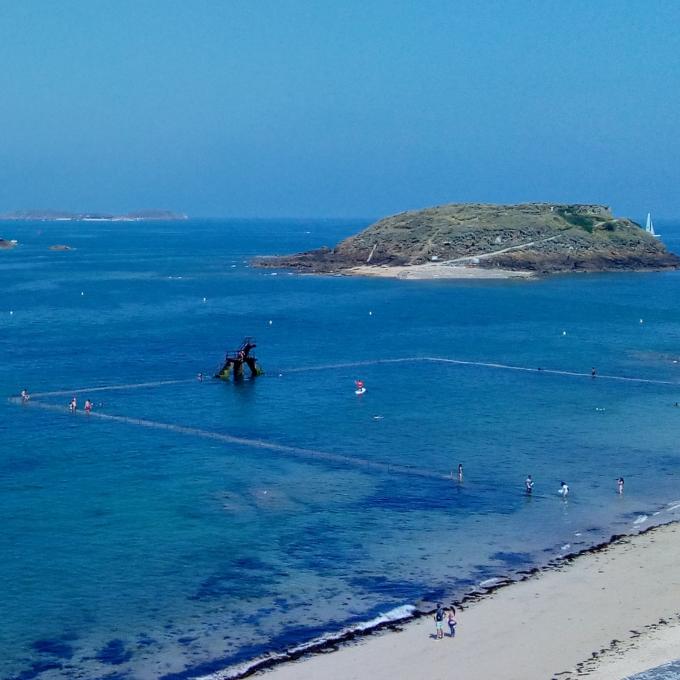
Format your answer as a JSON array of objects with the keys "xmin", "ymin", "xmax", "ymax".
[{"xmin": 1, "ymin": 1, "xmax": 679, "ymax": 218}]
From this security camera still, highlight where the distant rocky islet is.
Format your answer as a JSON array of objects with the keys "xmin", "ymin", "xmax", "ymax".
[{"xmin": 0, "ymin": 209, "xmax": 188, "ymax": 221}]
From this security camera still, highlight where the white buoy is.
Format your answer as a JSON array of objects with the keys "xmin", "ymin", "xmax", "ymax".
[
  {"xmin": 562, "ymin": 330, "xmax": 567, "ymax": 336},
  {"xmin": 639, "ymin": 318, "xmax": 644, "ymax": 324},
  {"xmin": 80, "ymin": 291, "xmax": 84, "ymax": 296},
  {"xmin": 268, "ymin": 320, "xmax": 273, "ymax": 325},
  {"xmin": 369, "ymin": 311, "xmax": 373, "ymax": 316},
  {"xmin": 202, "ymin": 297, "xmax": 207, "ymax": 303},
  {"xmin": 9, "ymin": 310, "xmax": 14, "ymax": 315}
]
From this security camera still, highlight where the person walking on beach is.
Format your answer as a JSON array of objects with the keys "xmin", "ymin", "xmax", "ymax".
[
  {"xmin": 558, "ymin": 481, "xmax": 569, "ymax": 498},
  {"xmin": 457, "ymin": 463, "xmax": 463, "ymax": 482},
  {"xmin": 447, "ymin": 606, "xmax": 457, "ymax": 638},
  {"xmin": 617, "ymin": 477, "xmax": 624, "ymax": 494},
  {"xmin": 525, "ymin": 474, "xmax": 534, "ymax": 495},
  {"xmin": 434, "ymin": 603, "xmax": 445, "ymax": 640}
]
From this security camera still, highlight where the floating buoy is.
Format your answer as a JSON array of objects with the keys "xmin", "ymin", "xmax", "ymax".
[
  {"xmin": 562, "ymin": 330, "xmax": 567, "ymax": 336},
  {"xmin": 639, "ymin": 318, "xmax": 644, "ymax": 324},
  {"xmin": 369, "ymin": 311, "xmax": 373, "ymax": 316},
  {"xmin": 80, "ymin": 291, "xmax": 84, "ymax": 296},
  {"xmin": 268, "ymin": 320, "xmax": 273, "ymax": 325},
  {"xmin": 202, "ymin": 297, "xmax": 207, "ymax": 303},
  {"xmin": 9, "ymin": 310, "xmax": 14, "ymax": 315}
]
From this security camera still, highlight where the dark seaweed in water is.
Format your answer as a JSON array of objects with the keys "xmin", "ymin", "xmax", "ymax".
[
  {"xmin": 190, "ymin": 556, "xmax": 285, "ymax": 601},
  {"xmin": 349, "ymin": 573, "xmax": 429, "ymax": 599},
  {"xmin": 8, "ymin": 660, "xmax": 63, "ymax": 680},
  {"xmin": 490, "ymin": 551, "xmax": 534, "ymax": 567},
  {"xmin": 31, "ymin": 638, "xmax": 75, "ymax": 659},
  {"xmin": 95, "ymin": 639, "xmax": 133, "ymax": 665}
]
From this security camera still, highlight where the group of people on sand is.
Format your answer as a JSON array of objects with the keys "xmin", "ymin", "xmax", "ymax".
[
  {"xmin": 433, "ymin": 603, "xmax": 457, "ymax": 640},
  {"xmin": 69, "ymin": 396, "xmax": 93, "ymax": 413}
]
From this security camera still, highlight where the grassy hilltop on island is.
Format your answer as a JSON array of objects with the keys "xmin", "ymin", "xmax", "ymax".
[{"xmin": 254, "ymin": 203, "xmax": 680, "ymax": 275}]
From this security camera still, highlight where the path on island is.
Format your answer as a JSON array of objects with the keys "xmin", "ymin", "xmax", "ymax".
[{"xmin": 442, "ymin": 235, "xmax": 559, "ymax": 266}]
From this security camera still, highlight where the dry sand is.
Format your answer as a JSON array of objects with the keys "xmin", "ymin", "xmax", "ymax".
[
  {"xmin": 253, "ymin": 523, "xmax": 680, "ymax": 680},
  {"xmin": 344, "ymin": 263, "xmax": 535, "ymax": 280}
]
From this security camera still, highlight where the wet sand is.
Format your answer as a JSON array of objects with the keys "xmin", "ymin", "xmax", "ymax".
[{"xmin": 252, "ymin": 523, "xmax": 680, "ymax": 680}]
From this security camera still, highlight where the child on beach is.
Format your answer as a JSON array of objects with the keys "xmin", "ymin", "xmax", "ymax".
[
  {"xmin": 447, "ymin": 606, "xmax": 457, "ymax": 638},
  {"xmin": 434, "ymin": 603, "xmax": 445, "ymax": 640}
]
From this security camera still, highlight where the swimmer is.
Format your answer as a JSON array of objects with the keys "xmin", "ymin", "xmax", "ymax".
[
  {"xmin": 20, "ymin": 389, "xmax": 30, "ymax": 403},
  {"xmin": 558, "ymin": 481, "xmax": 569, "ymax": 497},
  {"xmin": 525, "ymin": 474, "xmax": 534, "ymax": 495},
  {"xmin": 457, "ymin": 463, "xmax": 463, "ymax": 483},
  {"xmin": 197, "ymin": 372, "xmax": 204, "ymax": 382},
  {"xmin": 617, "ymin": 477, "xmax": 624, "ymax": 494},
  {"xmin": 84, "ymin": 399, "xmax": 92, "ymax": 414},
  {"xmin": 69, "ymin": 397, "xmax": 77, "ymax": 412}
]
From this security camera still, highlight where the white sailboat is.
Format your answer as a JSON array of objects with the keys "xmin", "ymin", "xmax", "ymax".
[{"xmin": 645, "ymin": 212, "xmax": 660, "ymax": 238}]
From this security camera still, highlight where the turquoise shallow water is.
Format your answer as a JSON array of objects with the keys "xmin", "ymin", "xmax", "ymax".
[{"xmin": 2, "ymin": 218, "xmax": 680, "ymax": 679}]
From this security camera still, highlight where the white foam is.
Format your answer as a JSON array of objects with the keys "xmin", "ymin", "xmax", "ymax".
[
  {"xmin": 479, "ymin": 577, "xmax": 504, "ymax": 588},
  {"xmin": 561, "ymin": 544, "xmax": 571, "ymax": 551},
  {"xmin": 666, "ymin": 503, "xmax": 680, "ymax": 512},
  {"xmin": 633, "ymin": 515, "xmax": 648, "ymax": 525}
]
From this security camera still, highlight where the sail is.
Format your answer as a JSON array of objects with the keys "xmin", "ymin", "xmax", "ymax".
[{"xmin": 645, "ymin": 212, "xmax": 659, "ymax": 237}]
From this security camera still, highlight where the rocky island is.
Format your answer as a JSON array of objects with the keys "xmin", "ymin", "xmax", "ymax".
[
  {"xmin": 0, "ymin": 209, "xmax": 188, "ymax": 222},
  {"xmin": 253, "ymin": 203, "xmax": 680, "ymax": 279}
]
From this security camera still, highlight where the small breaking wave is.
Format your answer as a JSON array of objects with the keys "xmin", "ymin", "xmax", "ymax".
[{"xmin": 199, "ymin": 604, "xmax": 416, "ymax": 680}]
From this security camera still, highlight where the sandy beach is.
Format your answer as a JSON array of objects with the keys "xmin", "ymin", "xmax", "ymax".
[
  {"xmin": 251, "ymin": 523, "xmax": 680, "ymax": 680},
  {"xmin": 344, "ymin": 262, "xmax": 535, "ymax": 280}
]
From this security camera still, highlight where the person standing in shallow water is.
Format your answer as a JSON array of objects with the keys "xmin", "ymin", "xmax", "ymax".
[
  {"xmin": 69, "ymin": 396, "xmax": 77, "ymax": 412},
  {"xmin": 591, "ymin": 367, "xmax": 597, "ymax": 378},
  {"xmin": 525, "ymin": 475, "xmax": 534, "ymax": 495},
  {"xmin": 457, "ymin": 463, "xmax": 463, "ymax": 482},
  {"xmin": 434, "ymin": 603, "xmax": 445, "ymax": 639},
  {"xmin": 617, "ymin": 477, "xmax": 625, "ymax": 494}
]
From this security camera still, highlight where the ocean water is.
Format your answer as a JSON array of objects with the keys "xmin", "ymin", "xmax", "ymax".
[
  {"xmin": 2, "ymin": 217, "xmax": 680, "ymax": 680},
  {"xmin": 628, "ymin": 660, "xmax": 680, "ymax": 679}
]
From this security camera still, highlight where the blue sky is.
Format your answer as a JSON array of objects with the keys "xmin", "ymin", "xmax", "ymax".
[{"xmin": 1, "ymin": 1, "xmax": 679, "ymax": 218}]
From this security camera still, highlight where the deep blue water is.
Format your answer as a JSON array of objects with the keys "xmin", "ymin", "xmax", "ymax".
[{"xmin": 2, "ymin": 217, "xmax": 680, "ymax": 679}]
